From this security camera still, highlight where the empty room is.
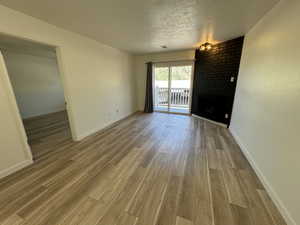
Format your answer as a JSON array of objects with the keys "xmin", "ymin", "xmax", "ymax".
[
  {"xmin": 0, "ymin": 34, "xmax": 72, "ymax": 160},
  {"xmin": 0, "ymin": 0, "xmax": 298, "ymax": 225}
]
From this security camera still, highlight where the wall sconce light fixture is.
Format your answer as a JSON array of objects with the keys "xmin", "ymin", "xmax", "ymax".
[{"xmin": 199, "ymin": 42, "xmax": 212, "ymax": 51}]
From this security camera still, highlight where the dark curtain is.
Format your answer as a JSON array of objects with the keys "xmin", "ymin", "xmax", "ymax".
[{"xmin": 144, "ymin": 62, "xmax": 154, "ymax": 113}]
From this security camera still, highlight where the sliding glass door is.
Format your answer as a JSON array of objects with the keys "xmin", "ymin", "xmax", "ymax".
[
  {"xmin": 153, "ymin": 62, "xmax": 193, "ymax": 114},
  {"xmin": 153, "ymin": 66, "xmax": 169, "ymax": 112}
]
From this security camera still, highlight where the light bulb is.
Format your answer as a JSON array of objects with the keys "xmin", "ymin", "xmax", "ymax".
[
  {"xmin": 200, "ymin": 45, "xmax": 206, "ymax": 51},
  {"xmin": 206, "ymin": 44, "xmax": 212, "ymax": 50}
]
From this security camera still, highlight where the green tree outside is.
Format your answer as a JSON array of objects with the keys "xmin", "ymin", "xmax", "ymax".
[{"xmin": 155, "ymin": 66, "xmax": 191, "ymax": 81}]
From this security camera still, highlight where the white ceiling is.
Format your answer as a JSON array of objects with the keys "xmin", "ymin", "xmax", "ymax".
[{"xmin": 0, "ymin": 0, "xmax": 279, "ymax": 54}]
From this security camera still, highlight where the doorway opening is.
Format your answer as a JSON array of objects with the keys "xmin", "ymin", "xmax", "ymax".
[
  {"xmin": 153, "ymin": 61, "xmax": 193, "ymax": 114},
  {"xmin": 0, "ymin": 34, "xmax": 72, "ymax": 160}
]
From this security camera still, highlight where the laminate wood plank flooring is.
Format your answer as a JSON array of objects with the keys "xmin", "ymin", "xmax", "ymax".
[
  {"xmin": 22, "ymin": 110, "xmax": 72, "ymax": 160},
  {"xmin": 0, "ymin": 112, "xmax": 286, "ymax": 225}
]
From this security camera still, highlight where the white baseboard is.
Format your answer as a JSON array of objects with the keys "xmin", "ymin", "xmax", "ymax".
[
  {"xmin": 74, "ymin": 125, "xmax": 104, "ymax": 141},
  {"xmin": 0, "ymin": 159, "xmax": 33, "ymax": 180},
  {"xmin": 22, "ymin": 108, "xmax": 66, "ymax": 120},
  {"xmin": 229, "ymin": 127, "xmax": 296, "ymax": 225},
  {"xmin": 192, "ymin": 114, "xmax": 227, "ymax": 128},
  {"xmin": 74, "ymin": 111, "xmax": 138, "ymax": 141}
]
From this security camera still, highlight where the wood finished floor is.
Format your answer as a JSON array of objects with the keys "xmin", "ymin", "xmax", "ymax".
[
  {"xmin": 0, "ymin": 112, "xmax": 286, "ymax": 225},
  {"xmin": 23, "ymin": 111, "xmax": 72, "ymax": 160}
]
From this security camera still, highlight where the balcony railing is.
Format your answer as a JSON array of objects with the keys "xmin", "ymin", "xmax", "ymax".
[{"xmin": 155, "ymin": 87, "xmax": 190, "ymax": 108}]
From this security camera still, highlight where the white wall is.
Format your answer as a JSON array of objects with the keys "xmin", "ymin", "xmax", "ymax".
[
  {"xmin": 230, "ymin": 1, "xmax": 300, "ymax": 225},
  {"xmin": 0, "ymin": 5, "xmax": 136, "ymax": 178},
  {"xmin": 2, "ymin": 50, "xmax": 65, "ymax": 119},
  {"xmin": 134, "ymin": 50, "xmax": 194, "ymax": 110}
]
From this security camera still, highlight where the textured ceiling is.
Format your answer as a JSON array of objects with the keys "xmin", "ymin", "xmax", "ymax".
[{"xmin": 0, "ymin": 0, "xmax": 279, "ymax": 54}]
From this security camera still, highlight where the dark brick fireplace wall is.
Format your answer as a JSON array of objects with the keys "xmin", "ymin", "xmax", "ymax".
[{"xmin": 191, "ymin": 36, "xmax": 244, "ymax": 125}]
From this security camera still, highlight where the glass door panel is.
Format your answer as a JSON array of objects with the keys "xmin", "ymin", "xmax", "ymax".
[
  {"xmin": 169, "ymin": 65, "xmax": 192, "ymax": 114},
  {"xmin": 154, "ymin": 66, "xmax": 169, "ymax": 112},
  {"xmin": 153, "ymin": 63, "xmax": 193, "ymax": 114}
]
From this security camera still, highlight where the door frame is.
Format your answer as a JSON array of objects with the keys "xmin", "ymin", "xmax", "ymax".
[
  {"xmin": 0, "ymin": 33, "xmax": 78, "ymax": 165},
  {"xmin": 153, "ymin": 61, "xmax": 194, "ymax": 115},
  {"xmin": 188, "ymin": 62, "xmax": 195, "ymax": 114},
  {"xmin": 0, "ymin": 32, "xmax": 77, "ymax": 141}
]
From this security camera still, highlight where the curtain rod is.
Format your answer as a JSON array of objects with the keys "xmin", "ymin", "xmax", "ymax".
[{"xmin": 145, "ymin": 59, "xmax": 195, "ymax": 64}]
